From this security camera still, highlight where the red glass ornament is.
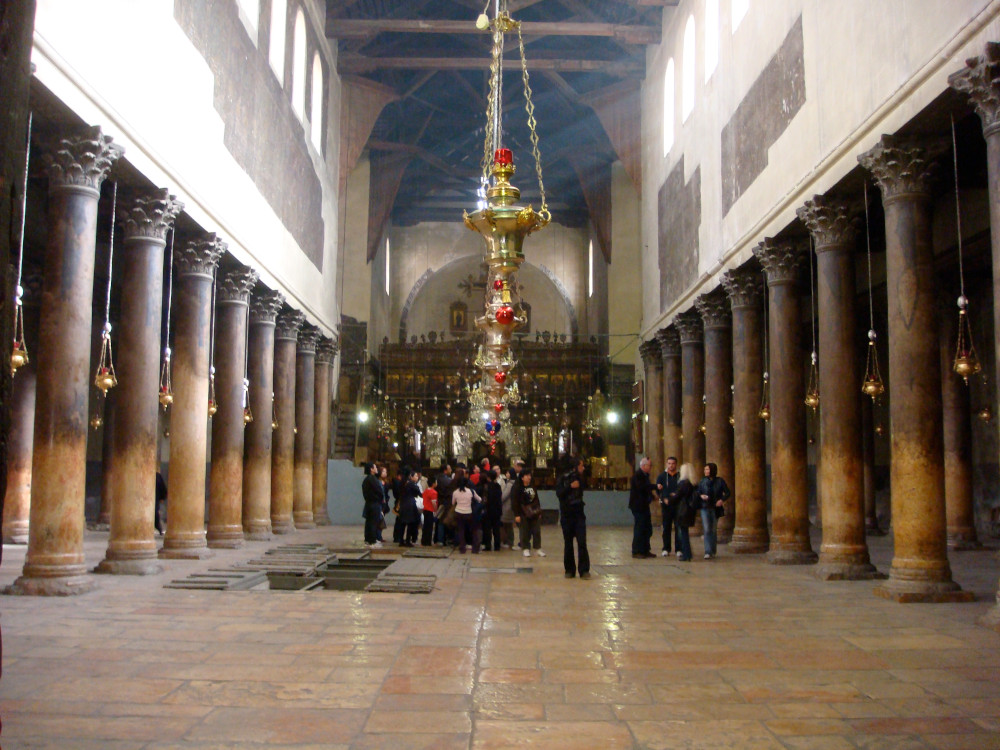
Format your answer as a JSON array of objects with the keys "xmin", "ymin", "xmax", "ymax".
[
  {"xmin": 494, "ymin": 403, "xmax": 503, "ymax": 413},
  {"xmin": 494, "ymin": 148, "xmax": 513, "ymax": 166},
  {"xmin": 495, "ymin": 305, "xmax": 514, "ymax": 325},
  {"xmin": 493, "ymin": 278, "xmax": 503, "ymax": 291},
  {"xmin": 494, "ymin": 371, "xmax": 507, "ymax": 384}
]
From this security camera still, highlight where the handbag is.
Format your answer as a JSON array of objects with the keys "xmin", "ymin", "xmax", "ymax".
[
  {"xmin": 523, "ymin": 502, "xmax": 542, "ymax": 520},
  {"xmin": 443, "ymin": 504, "xmax": 457, "ymax": 529},
  {"xmin": 378, "ymin": 517, "xmax": 387, "ymax": 530},
  {"xmin": 714, "ymin": 504, "xmax": 725, "ymax": 519}
]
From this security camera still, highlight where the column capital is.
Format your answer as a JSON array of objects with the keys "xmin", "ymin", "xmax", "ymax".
[
  {"xmin": 316, "ymin": 337, "xmax": 339, "ymax": 364},
  {"xmin": 796, "ymin": 196, "xmax": 858, "ymax": 249},
  {"xmin": 250, "ymin": 287, "xmax": 285, "ymax": 323},
  {"xmin": 753, "ymin": 238, "xmax": 807, "ymax": 287},
  {"xmin": 858, "ymin": 135, "xmax": 946, "ymax": 202},
  {"xmin": 218, "ymin": 267, "xmax": 259, "ymax": 303},
  {"xmin": 276, "ymin": 309, "xmax": 305, "ymax": 340},
  {"xmin": 655, "ymin": 326, "xmax": 680, "ymax": 358},
  {"xmin": 695, "ymin": 290, "xmax": 732, "ymax": 329},
  {"xmin": 43, "ymin": 125, "xmax": 123, "ymax": 196},
  {"xmin": 175, "ymin": 234, "xmax": 226, "ymax": 276},
  {"xmin": 949, "ymin": 42, "xmax": 1000, "ymax": 137},
  {"xmin": 674, "ymin": 309, "xmax": 704, "ymax": 344},
  {"xmin": 639, "ymin": 339, "xmax": 662, "ymax": 367},
  {"xmin": 122, "ymin": 189, "xmax": 184, "ymax": 242},
  {"xmin": 297, "ymin": 324, "xmax": 320, "ymax": 353},
  {"xmin": 722, "ymin": 265, "xmax": 764, "ymax": 308}
]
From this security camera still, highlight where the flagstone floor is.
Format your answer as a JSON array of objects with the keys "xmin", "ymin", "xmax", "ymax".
[{"xmin": 1, "ymin": 525, "xmax": 999, "ymax": 749}]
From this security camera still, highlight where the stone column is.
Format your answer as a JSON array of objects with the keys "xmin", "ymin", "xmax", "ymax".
[
  {"xmin": 861, "ymin": 397, "xmax": 881, "ymax": 534},
  {"xmin": 160, "ymin": 235, "xmax": 225, "ymax": 559},
  {"xmin": 860, "ymin": 135, "xmax": 971, "ymax": 602},
  {"xmin": 97, "ymin": 387, "xmax": 116, "ymax": 528},
  {"xmin": 271, "ymin": 308, "xmax": 304, "ymax": 534},
  {"xmin": 97, "ymin": 190, "xmax": 183, "ymax": 574},
  {"xmin": 656, "ymin": 326, "xmax": 683, "ymax": 464},
  {"xmin": 312, "ymin": 337, "xmax": 336, "ymax": 525},
  {"xmin": 207, "ymin": 266, "xmax": 259, "ymax": 548},
  {"xmin": 11, "ymin": 127, "xmax": 122, "ymax": 595},
  {"xmin": 674, "ymin": 310, "xmax": 705, "ymax": 471},
  {"xmin": 242, "ymin": 287, "xmax": 284, "ymax": 540},
  {"xmin": 722, "ymin": 266, "xmax": 769, "ymax": 553},
  {"xmin": 753, "ymin": 239, "xmax": 816, "ymax": 565},
  {"xmin": 639, "ymin": 339, "xmax": 663, "ymax": 471},
  {"xmin": 939, "ymin": 307, "xmax": 979, "ymax": 550},
  {"xmin": 293, "ymin": 324, "xmax": 320, "ymax": 529},
  {"xmin": 798, "ymin": 197, "xmax": 877, "ymax": 579},
  {"xmin": 3, "ymin": 266, "xmax": 42, "ymax": 544},
  {"xmin": 696, "ymin": 290, "xmax": 735, "ymax": 542}
]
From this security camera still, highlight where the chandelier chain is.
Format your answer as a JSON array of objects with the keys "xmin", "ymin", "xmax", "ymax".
[
  {"xmin": 951, "ymin": 115, "xmax": 966, "ymax": 300},
  {"xmin": 517, "ymin": 24, "xmax": 548, "ymax": 218},
  {"xmin": 863, "ymin": 181, "xmax": 875, "ymax": 333}
]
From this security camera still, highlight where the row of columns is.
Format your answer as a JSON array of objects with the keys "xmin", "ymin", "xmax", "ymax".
[{"xmin": 3, "ymin": 126, "xmax": 339, "ymax": 594}]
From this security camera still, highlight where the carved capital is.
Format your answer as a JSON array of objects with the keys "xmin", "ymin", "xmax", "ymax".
[
  {"xmin": 298, "ymin": 324, "xmax": 320, "ymax": 353},
  {"xmin": 722, "ymin": 266, "xmax": 764, "ymax": 308},
  {"xmin": 655, "ymin": 326, "xmax": 680, "ymax": 359},
  {"xmin": 753, "ymin": 238, "xmax": 807, "ymax": 287},
  {"xmin": 122, "ymin": 188, "xmax": 184, "ymax": 242},
  {"xmin": 175, "ymin": 234, "xmax": 226, "ymax": 276},
  {"xmin": 316, "ymin": 337, "xmax": 339, "ymax": 364},
  {"xmin": 796, "ymin": 196, "xmax": 858, "ymax": 250},
  {"xmin": 218, "ymin": 267, "xmax": 259, "ymax": 303},
  {"xmin": 275, "ymin": 309, "xmax": 305, "ymax": 340},
  {"xmin": 858, "ymin": 135, "xmax": 945, "ymax": 202},
  {"xmin": 250, "ymin": 287, "xmax": 285, "ymax": 323},
  {"xmin": 695, "ymin": 290, "xmax": 732, "ymax": 329},
  {"xmin": 43, "ymin": 125, "xmax": 123, "ymax": 195},
  {"xmin": 674, "ymin": 310, "xmax": 704, "ymax": 345},
  {"xmin": 949, "ymin": 42, "xmax": 1000, "ymax": 137},
  {"xmin": 639, "ymin": 339, "xmax": 662, "ymax": 367}
]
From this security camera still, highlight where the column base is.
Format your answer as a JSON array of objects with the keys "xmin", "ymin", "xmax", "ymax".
[
  {"xmin": 730, "ymin": 528, "xmax": 769, "ymax": 554},
  {"xmin": 3, "ymin": 533, "xmax": 28, "ymax": 545},
  {"xmin": 948, "ymin": 532, "xmax": 981, "ymax": 551},
  {"xmin": 7, "ymin": 574, "xmax": 96, "ymax": 596},
  {"xmin": 312, "ymin": 511, "xmax": 330, "ymax": 526},
  {"xmin": 207, "ymin": 526, "xmax": 245, "ymax": 549},
  {"xmin": 87, "ymin": 522, "xmax": 111, "ymax": 532},
  {"xmin": 94, "ymin": 557, "xmax": 163, "ymax": 575},
  {"xmin": 716, "ymin": 529, "xmax": 733, "ymax": 545},
  {"xmin": 873, "ymin": 578, "xmax": 975, "ymax": 603},
  {"xmin": 271, "ymin": 519, "xmax": 295, "ymax": 534},
  {"xmin": 243, "ymin": 526, "xmax": 272, "ymax": 541},
  {"xmin": 766, "ymin": 548, "xmax": 818, "ymax": 565},
  {"xmin": 815, "ymin": 561, "xmax": 884, "ymax": 581},
  {"xmin": 293, "ymin": 513, "xmax": 315, "ymax": 529},
  {"xmin": 979, "ymin": 603, "xmax": 1000, "ymax": 631},
  {"xmin": 159, "ymin": 545, "xmax": 214, "ymax": 560}
]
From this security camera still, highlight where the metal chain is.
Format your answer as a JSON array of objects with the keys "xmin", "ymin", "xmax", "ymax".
[
  {"xmin": 480, "ymin": 22, "xmax": 503, "ymax": 189},
  {"xmin": 863, "ymin": 182, "xmax": 875, "ymax": 332},
  {"xmin": 951, "ymin": 114, "xmax": 966, "ymax": 300},
  {"xmin": 517, "ymin": 23, "xmax": 548, "ymax": 218}
]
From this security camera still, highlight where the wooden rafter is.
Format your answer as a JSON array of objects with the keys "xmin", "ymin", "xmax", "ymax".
[
  {"xmin": 339, "ymin": 54, "xmax": 643, "ymax": 75},
  {"xmin": 326, "ymin": 19, "xmax": 660, "ymax": 45},
  {"xmin": 582, "ymin": 79, "xmax": 642, "ymax": 193}
]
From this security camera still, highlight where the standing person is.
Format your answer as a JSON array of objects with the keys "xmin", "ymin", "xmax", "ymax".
[
  {"xmin": 377, "ymin": 465, "xmax": 390, "ymax": 543},
  {"xmin": 154, "ymin": 471, "xmax": 167, "ymax": 536},
  {"xmin": 435, "ymin": 464, "xmax": 454, "ymax": 545},
  {"xmin": 500, "ymin": 467, "xmax": 517, "ymax": 549},
  {"xmin": 421, "ymin": 475, "xmax": 438, "ymax": 546},
  {"xmin": 512, "ymin": 468, "xmax": 544, "ymax": 558},
  {"xmin": 398, "ymin": 468, "xmax": 422, "ymax": 547},
  {"xmin": 482, "ymin": 469, "xmax": 503, "ymax": 551},
  {"xmin": 556, "ymin": 458, "xmax": 590, "ymax": 578},
  {"xmin": 391, "ymin": 467, "xmax": 406, "ymax": 544},
  {"xmin": 361, "ymin": 462, "xmax": 384, "ymax": 548},
  {"xmin": 697, "ymin": 462, "xmax": 730, "ymax": 559},
  {"xmin": 629, "ymin": 457, "xmax": 657, "ymax": 558},
  {"xmin": 451, "ymin": 469, "xmax": 482, "ymax": 553},
  {"xmin": 656, "ymin": 456, "xmax": 680, "ymax": 557},
  {"xmin": 669, "ymin": 463, "xmax": 697, "ymax": 561}
]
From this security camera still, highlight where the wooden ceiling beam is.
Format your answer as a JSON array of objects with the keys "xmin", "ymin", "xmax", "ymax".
[
  {"xmin": 339, "ymin": 54, "xmax": 643, "ymax": 76},
  {"xmin": 369, "ymin": 139, "xmax": 480, "ymax": 179},
  {"xmin": 326, "ymin": 19, "xmax": 659, "ymax": 45}
]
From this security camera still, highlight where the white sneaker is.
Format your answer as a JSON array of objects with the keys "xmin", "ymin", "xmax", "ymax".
[
  {"xmin": 661, "ymin": 550, "xmax": 669, "ymax": 557},
  {"xmin": 523, "ymin": 549, "xmax": 531, "ymax": 557},
  {"xmin": 373, "ymin": 541, "xmax": 383, "ymax": 548},
  {"xmin": 676, "ymin": 550, "xmax": 683, "ymax": 558},
  {"xmin": 704, "ymin": 553, "xmax": 711, "ymax": 559},
  {"xmin": 536, "ymin": 550, "xmax": 546, "ymax": 557},
  {"xmin": 513, "ymin": 544, "xmax": 521, "ymax": 551}
]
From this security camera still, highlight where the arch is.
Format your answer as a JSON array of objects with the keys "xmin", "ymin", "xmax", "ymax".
[
  {"xmin": 682, "ymin": 15, "xmax": 696, "ymax": 122},
  {"xmin": 663, "ymin": 57, "xmax": 675, "ymax": 157},
  {"xmin": 536, "ymin": 263, "xmax": 579, "ymax": 335},
  {"xmin": 268, "ymin": 0, "xmax": 287, "ymax": 81},
  {"xmin": 310, "ymin": 52, "xmax": 324, "ymax": 150},
  {"xmin": 705, "ymin": 0, "xmax": 719, "ymax": 81},
  {"xmin": 292, "ymin": 8, "xmax": 307, "ymax": 118}
]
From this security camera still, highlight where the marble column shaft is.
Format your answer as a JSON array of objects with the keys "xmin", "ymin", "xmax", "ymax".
[
  {"xmin": 3, "ymin": 266, "xmax": 42, "ymax": 544},
  {"xmin": 656, "ymin": 327, "xmax": 683, "ymax": 465},
  {"xmin": 242, "ymin": 288, "xmax": 284, "ymax": 539},
  {"xmin": 207, "ymin": 267, "xmax": 259, "ymax": 548},
  {"xmin": 754, "ymin": 239, "xmax": 816, "ymax": 565},
  {"xmin": 860, "ymin": 135, "xmax": 970, "ymax": 601},
  {"xmin": 639, "ymin": 340, "xmax": 664, "ymax": 471},
  {"xmin": 723, "ymin": 267, "xmax": 769, "ymax": 553},
  {"xmin": 312, "ymin": 338, "xmax": 336, "ymax": 525},
  {"xmin": 98, "ymin": 190, "xmax": 182, "ymax": 574},
  {"xmin": 271, "ymin": 309, "xmax": 304, "ymax": 534},
  {"xmin": 160, "ymin": 235, "xmax": 225, "ymax": 559},
  {"xmin": 696, "ymin": 291, "xmax": 735, "ymax": 543},
  {"xmin": 798, "ymin": 197, "xmax": 876, "ymax": 579},
  {"xmin": 13, "ymin": 127, "xmax": 122, "ymax": 595},
  {"xmin": 293, "ymin": 324, "xmax": 320, "ymax": 529},
  {"xmin": 861, "ymin": 397, "xmax": 881, "ymax": 533},
  {"xmin": 675, "ymin": 311, "xmax": 705, "ymax": 471}
]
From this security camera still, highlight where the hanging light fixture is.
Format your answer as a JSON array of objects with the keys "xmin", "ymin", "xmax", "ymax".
[
  {"xmin": 804, "ymin": 236, "xmax": 820, "ymax": 412},
  {"xmin": 159, "ymin": 228, "xmax": 175, "ymax": 410},
  {"xmin": 699, "ymin": 394, "xmax": 707, "ymax": 434},
  {"xmin": 271, "ymin": 392, "xmax": 278, "ymax": 431},
  {"xmin": 949, "ymin": 115, "xmax": 982, "ymax": 384},
  {"xmin": 861, "ymin": 182, "xmax": 886, "ymax": 401},
  {"xmin": 207, "ymin": 267, "xmax": 218, "ymax": 418},
  {"xmin": 728, "ymin": 383, "xmax": 735, "ymax": 426},
  {"xmin": 759, "ymin": 271, "xmax": 771, "ymax": 421},
  {"xmin": 94, "ymin": 181, "xmax": 119, "ymax": 397},
  {"xmin": 11, "ymin": 112, "xmax": 32, "ymax": 378},
  {"xmin": 463, "ymin": 0, "xmax": 550, "ymax": 454}
]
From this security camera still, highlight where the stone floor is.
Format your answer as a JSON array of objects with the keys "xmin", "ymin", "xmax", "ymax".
[{"xmin": 1, "ymin": 525, "xmax": 999, "ymax": 749}]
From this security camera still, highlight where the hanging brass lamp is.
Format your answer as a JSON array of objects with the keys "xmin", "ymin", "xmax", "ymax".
[
  {"xmin": 10, "ymin": 285, "xmax": 28, "ymax": 377},
  {"xmin": 158, "ymin": 347, "xmax": 173, "ymax": 410},
  {"xmin": 207, "ymin": 366, "xmax": 218, "ymax": 418},
  {"xmin": 758, "ymin": 372, "xmax": 771, "ymax": 421},
  {"xmin": 953, "ymin": 295, "xmax": 981, "ymax": 384},
  {"xmin": 94, "ymin": 323, "xmax": 118, "ymax": 395},
  {"xmin": 861, "ymin": 330, "xmax": 885, "ymax": 400},
  {"xmin": 804, "ymin": 352, "xmax": 820, "ymax": 411}
]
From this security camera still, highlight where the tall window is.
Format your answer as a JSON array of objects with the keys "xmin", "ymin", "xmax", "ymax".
[
  {"xmin": 268, "ymin": 0, "xmax": 287, "ymax": 81},
  {"xmin": 732, "ymin": 0, "xmax": 749, "ymax": 31},
  {"xmin": 292, "ymin": 9, "xmax": 307, "ymax": 119},
  {"xmin": 385, "ymin": 237, "xmax": 391, "ymax": 296},
  {"xmin": 588, "ymin": 239, "xmax": 594, "ymax": 298},
  {"xmin": 682, "ymin": 15, "xmax": 696, "ymax": 122},
  {"xmin": 310, "ymin": 53, "xmax": 324, "ymax": 149},
  {"xmin": 662, "ymin": 58, "xmax": 675, "ymax": 156},
  {"xmin": 705, "ymin": 0, "xmax": 719, "ymax": 81},
  {"xmin": 237, "ymin": 0, "xmax": 260, "ymax": 40}
]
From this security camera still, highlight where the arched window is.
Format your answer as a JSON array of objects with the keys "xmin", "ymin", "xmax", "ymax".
[
  {"xmin": 662, "ymin": 58, "xmax": 675, "ymax": 156},
  {"xmin": 237, "ymin": 0, "xmax": 260, "ymax": 39},
  {"xmin": 268, "ymin": 0, "xmax": 287, "ymax": 81},
  {"xmin": 682, "ymin": 15, "xmax": 696, "ymax": 122},
  {"xmin": 310, "ymin": 52, "xmax": 324, "ymax": 150},
  {"xmin": 732, "ymin": 0, "xmax": 749, "ymax": 32},
  {"xmin": 292, "ymin": 9, "xmax": 307, "ymax": 119},
  {"xmin": 588, "ymin": 239, "xmax": 594, "ymax": 298},
  {"xmin": 705, "ymin": 0, "xmax": 719, "ymax": 82}
]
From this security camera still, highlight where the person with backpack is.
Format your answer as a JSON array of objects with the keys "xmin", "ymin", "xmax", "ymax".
[
  {"xmin": 669, "ymin": 462, "xmax": 698, "ymax": 562},
  {"xmin": 556, "ymin": 457, "xmax": 590, "ymax": 578},
  {"xmin": 512, "ymin": 468, "xmax": 544, "ymax": 558},
  {"xmin": 481, "ymin": 469, "xmax": 504, "ymax": 551},
  {"xmin": 697, "ymin": 462, "xmax": 731, "ymax": 559}
]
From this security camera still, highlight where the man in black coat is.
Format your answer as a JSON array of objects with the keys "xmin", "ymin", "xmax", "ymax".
[
  {"xmin": 655, "ymin": 456, "xmax": 680, "ymax": 557},
  {"xmin": 629, "ymin": 457, "xmax": 657, "ymax": 558},
  {"xmin": 557, "ymin": 457, "xmax": 591, "ymax": 579},
  {"xmin": 361, "ymin": 462, "xmax": 383, "ymax": 547}
]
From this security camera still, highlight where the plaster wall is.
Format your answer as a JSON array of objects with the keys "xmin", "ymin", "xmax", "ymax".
[
  {"xmin": 342, "ymin": 154, "xmax": 372, "ymax": 325},
  {"xmin": 609, "ymin": 162, "xmax": 642, "ymax": 366}
]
